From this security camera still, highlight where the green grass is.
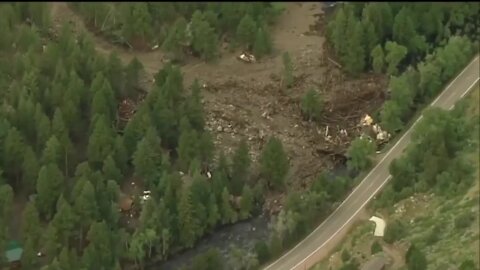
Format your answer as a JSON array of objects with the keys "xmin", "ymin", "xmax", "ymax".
[
  {"xmin": 406, "ymin": 192, "xmax": 479, "ymax": 268},
  {"xmin": 271, "ymin": 2, "xmax": 287, "ymax": 12}
]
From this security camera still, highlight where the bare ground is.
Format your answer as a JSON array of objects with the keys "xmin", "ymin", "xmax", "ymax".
[{"xmin": 382, "ymin": 243, "xmax": 405, "ymax": 269}]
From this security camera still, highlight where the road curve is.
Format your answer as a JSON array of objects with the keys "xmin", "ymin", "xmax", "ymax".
[{"xmin": 264, "ymin": 55, "xmax": 480, "ymax": 270}]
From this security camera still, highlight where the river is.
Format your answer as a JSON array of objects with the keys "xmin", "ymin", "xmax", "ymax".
[{"xmin": 146, "ymin": 215, "xmax": 270, "ymax": 270}]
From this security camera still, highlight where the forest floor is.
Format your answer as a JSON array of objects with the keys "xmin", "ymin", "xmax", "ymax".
[{"xmin": 46, "ymin": 2, "xmax": 388, "ymax": 269}]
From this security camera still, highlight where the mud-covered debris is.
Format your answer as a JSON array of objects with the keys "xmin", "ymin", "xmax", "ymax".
[
  {"xmin": 360, "ymin": 114, "xmax": 374, "ymax": 126},
  {"xmin": 118, "ymin": 99, "xmax": 137, "ymax": 122},
  {"xmin": 237, "ymin": 52, "xmax": 256, "ymax": 63}
]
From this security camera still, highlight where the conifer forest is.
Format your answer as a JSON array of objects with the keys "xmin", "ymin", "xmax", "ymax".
[{"xmin": 0, "ymin": 2, "xmax": 478, "ymax": 270}]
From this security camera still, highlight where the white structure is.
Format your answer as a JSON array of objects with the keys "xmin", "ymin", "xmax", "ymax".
[
  {"xmin": 369, "ymin": 216, "xmax": 386, "ymax": 237},
  {"xmin": 360, "ymin": 114, "xmax": 374, "ymax": 126}
]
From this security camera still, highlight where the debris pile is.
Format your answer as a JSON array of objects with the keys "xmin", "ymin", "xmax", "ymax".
[
  {"xmin": 263, "ymin": 196, "xmax": 284, "ymax": 216},
  {"xmin": 140, "ymin": 190, "xmax": 151, "ymax": 204},
  {"xmin": 118, "ymin": 99, "xmax": 137, "ymax": 122},
  {"xmin": 372, "ymin": 124, "xmax": 391, "ymax": 143},
  {"xmin": 357, "ymin": 114, "xmax": 391, "ymax": 146},
  {"xmin": 118, "ymin": 194, "xmax": 134, "ymax": 213},
  {"xmin": 237, "ymin": 52, "xmax": 256, "ymax": 63},
  {"xmin": 197, "ymin": 39, "xmax": 388, "ymax": 215},
  {"xmin": 310, "ymin": 66, "xmax": 387, "ymax": 157},
  {"xmin": 360, "ymin": 114, "xmax": 374, "ymax": 127},
  {"xmin": 116, "ymin": 91, "xmax": 147, "ymax": 131}
]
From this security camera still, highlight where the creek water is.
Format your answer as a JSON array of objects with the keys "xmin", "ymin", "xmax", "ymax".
[{"xmin": 147, "ymin": 215, "xmax": 270, "ymax": 270}]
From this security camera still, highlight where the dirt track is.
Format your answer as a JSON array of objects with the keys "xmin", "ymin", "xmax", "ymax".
[{"xmin": 49, "ymin": 2, "xmax": 387, "ymax": 211}]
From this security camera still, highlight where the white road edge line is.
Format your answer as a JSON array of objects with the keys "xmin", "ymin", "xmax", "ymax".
[
  {"xmin": 290, "ymin": 64, "xmax": 479, "ymax": 270},
  {"xmin": 432, "ymin": 56, "xmax": 479, "ymax": 104},
  {"xmin": 290, "ymin": 63, "xmax": 480, "ymax": 270},
  {"xmin": 442, "ymin": 77, "xmax": 479, "ymax": 112},
  {"xmin": 450, "ymin": 79, "xmax": 480, "ymax": 112},
  {"xmin": 263, "ymin": 55, "xmax": 479, "ymax": 270},
  {"xmin": 461, "ymin": 78, "xmax": 479, "ymax": 99},
  {"xmin": 291, "ymin": 175, "xmax": 392, "ymax": 269}
]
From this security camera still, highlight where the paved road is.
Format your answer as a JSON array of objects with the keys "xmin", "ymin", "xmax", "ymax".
[{"xmin": 264, "ymin": 55, "xmax": 480, "ymax": 270}]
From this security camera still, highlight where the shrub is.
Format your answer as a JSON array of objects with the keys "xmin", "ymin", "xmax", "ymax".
[
  {"xmin": 424, "ymin": 223, "xmax": 442, "ymax": 245},
  {"xmin": 254, "ymin": 241, "xmax": 270, "ymax": 264},
  {"xmin": 454, "ymin": 211, "xmax": 474, "ymax": 229},
  {"xmin": 269, "ymin": 234, "xmax": 283, "ymax": 257},
  {"xmin": 189, "ymin": 248, "xmax": 225, "ymax": 270},
  {"xmin": 341, "ymin": 249, "xmax": 351, "ymax": 262},
  {"xmin": 384, "ymin": 219, "xmax": 407, "ymax": 244},
  {"xmin": 370, "ymin": 240, "xmax": 383, "ymax": 254},
  {"xmin": 459, "ymin": 259, "xmax": 477, "ymax": 270},
  {"xmin": 301, "ymin": 89, "xmax": 323, "ymax": 122},
  {"xmin": 339, "ymin": 258, "xmax": 360, "ymax": 270},
  {"xmin": 406, "ymin": 244, "xmax": 427, "ymax": 270}
]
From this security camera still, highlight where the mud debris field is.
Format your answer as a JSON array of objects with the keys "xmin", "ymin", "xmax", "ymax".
[{"xmin": 50, "ymin": 2, "xmax": 388, "ymax": 214}]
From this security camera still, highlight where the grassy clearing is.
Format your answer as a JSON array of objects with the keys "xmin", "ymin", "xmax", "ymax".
[{"xmin": 310, "ymin": 87, "xmax": 479, "ymax": 270}]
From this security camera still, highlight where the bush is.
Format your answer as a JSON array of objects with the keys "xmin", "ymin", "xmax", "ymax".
[
  {"xmin": 269, "ymin": 234, "xmax": 283, "ymax": 257},
  {"xmin": 339, "ymin": 258, "xmax": 360, "ymax": 270},
  {"xmin": 341, "ymin": 249, "xmax": 351, "ymax": 262},
  {"xmin": 254, "ymin": 241, "xmax": 270, "ymax": 264},
  {"xmin": 424, "ymin": 223, "xmax": 442, "ymax": 245},
  {"xmin": 301, "ymin": 89, "xmax": 323, "ymax": 122},
  {"xmin": 373, "ymin": 186, "xmax": 396, "ymax": 209},
  {"xmin": 406, "ymin": 244, "xmax": 427, "ymax": 270},
  {"xmin": 370, "ymin": 240, "xmax": 383, "ymax": 255},
  {"xmin": 384, "ymin": 219, "xmax": 407, "ymax": 244},
  {"xmin": 459, "ymin": 259, "xmax": 477, "ymax": 270},
  {"xmin": 454, "ymin": 211, "xmax": 474, "ymax": 229},
  {"xmin": 189, "ymin": 248, "xmax": 225, "ymax": 270}
]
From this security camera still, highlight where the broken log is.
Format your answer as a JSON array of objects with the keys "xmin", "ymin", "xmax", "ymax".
[{"xmin": 327, "ymin": 57, "xmax": 342, "ymax": 69}]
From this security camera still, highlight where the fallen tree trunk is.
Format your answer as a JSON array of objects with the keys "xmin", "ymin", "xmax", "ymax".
[{"xmin": 327, "ymin": 57, "xmax": 342, "ymax": 68}]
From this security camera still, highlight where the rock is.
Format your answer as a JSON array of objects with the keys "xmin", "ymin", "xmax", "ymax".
[
  {"xmin": 217, "ymin": 126, "xmax": 223, "ymax": 132},
  {"xmin": 224, "ymin": 127, "xmax": 232, "ymax": 133}
]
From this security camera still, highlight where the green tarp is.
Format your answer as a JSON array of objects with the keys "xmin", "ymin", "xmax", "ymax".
[{"xmin": 5, "ymin": 240, "xmax": 23, "ymax": 263}]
